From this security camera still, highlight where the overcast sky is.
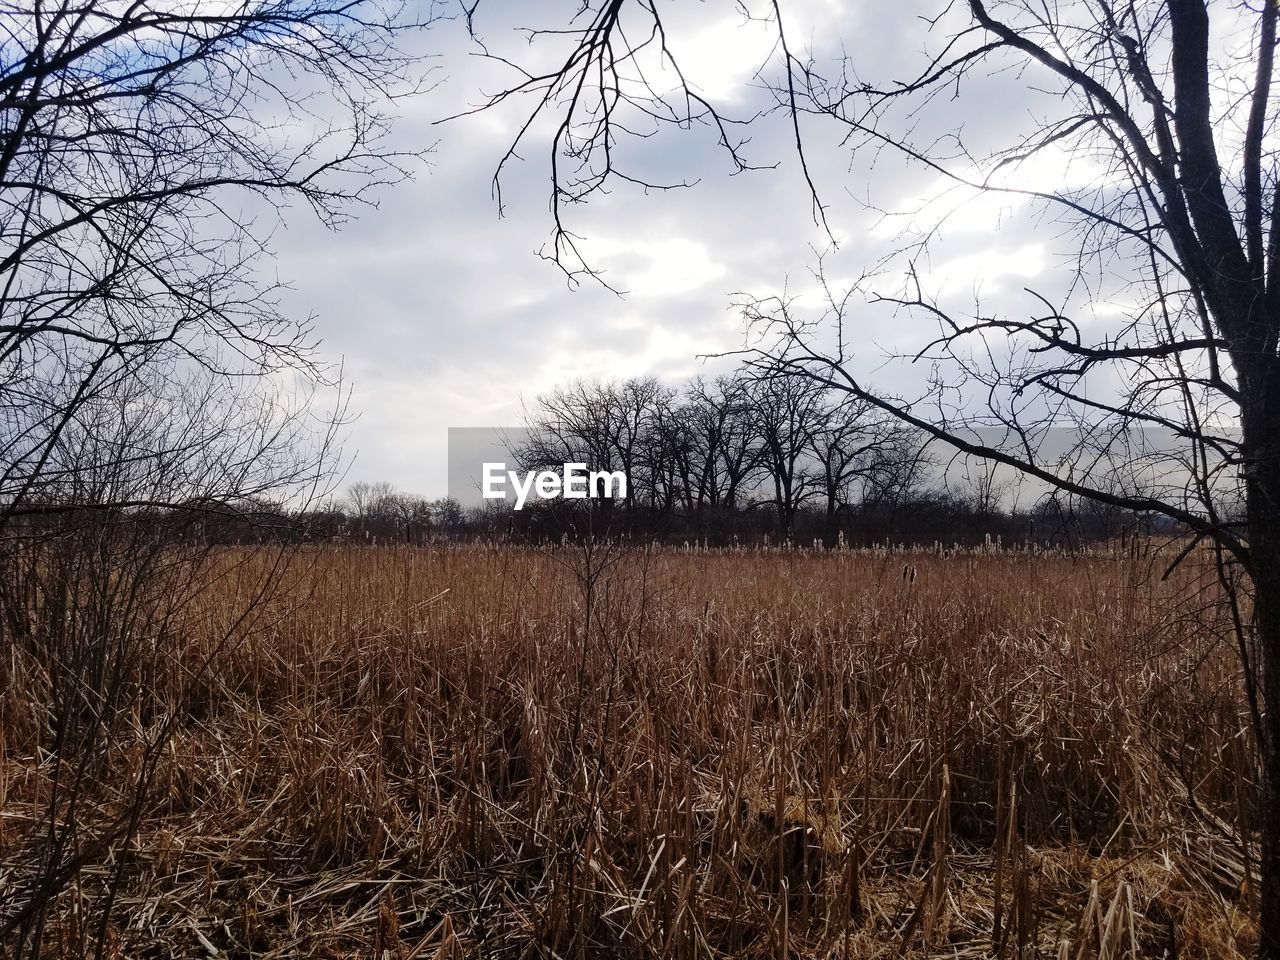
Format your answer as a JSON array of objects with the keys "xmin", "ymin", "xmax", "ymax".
[{"xmin": 262, "ymin": 0, "xmax": 1137, "ymax": 498}]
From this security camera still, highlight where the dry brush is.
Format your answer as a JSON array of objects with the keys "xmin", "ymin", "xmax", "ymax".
[{"xmin": 0, "ymin": 542, "xmax": 1260, "ymax": 958}]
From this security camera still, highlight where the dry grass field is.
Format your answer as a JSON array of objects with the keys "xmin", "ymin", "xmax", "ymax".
[{"xmin": 0, "ymin": 542, "xmax": 1262, "ymax": 958}]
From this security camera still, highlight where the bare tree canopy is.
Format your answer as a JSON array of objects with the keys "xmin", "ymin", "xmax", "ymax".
[
  {"xmin": 516, "ymin": 373, "xmax": 947, "ymax": 543},
  {"xmin": 0, "ymin": 2, "xmax": 436, "ymax": 950},
  {"xmin": 0, "ymin": 0, "xmax": 435, "ymax": 516}
]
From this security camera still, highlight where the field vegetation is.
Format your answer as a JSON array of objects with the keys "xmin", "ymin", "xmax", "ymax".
[{"xmin": 0, "ymin": 541, "xmax": 1259, "ymax": 958}]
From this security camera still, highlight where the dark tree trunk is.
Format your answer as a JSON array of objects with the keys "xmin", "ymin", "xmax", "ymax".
[
  {"xmin": 1257, "ymin": 555, "xmax": 1280, "ymax": 960},
  {"xmin": 1245, "ymin": 385, "xmax": 1280, "ymax": 960}
]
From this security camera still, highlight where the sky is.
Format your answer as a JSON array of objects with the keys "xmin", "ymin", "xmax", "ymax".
[{"xmin": 259, "ymin": 0, "xmax": 1157, "ymax": 498}]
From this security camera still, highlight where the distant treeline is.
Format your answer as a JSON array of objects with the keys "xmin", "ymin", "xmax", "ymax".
[
  {"xmin": 288, "ymin": 484, "xmax": 1168, "ymax": 549},
  {"xmin": 244, "ymin": 373, "xmax": 1179, "ymax": 548},
  {"xmin": 7, "ymin": 373, "xmax": 1179, "ymax": 549},
  {"xmin": 5, "ymin": 473, "xmax": 1170, "ymax": 549},
  {"xmin": 495, "ymin": 374, "xmax": 1172, "ymax": 547}
]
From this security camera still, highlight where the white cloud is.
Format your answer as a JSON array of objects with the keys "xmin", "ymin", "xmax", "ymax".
[
  {"xmin": 586, "ymin": 236, "xmax": 730, "ymax": 298},
  {"xmin": 921, "ymin": 243, "xmax": 1046, "ymax": 297},
  {"xmin": 875, "ymin": 146, "xmax": 1112, "ymax": 239},
  {"xmin": 671, "ymin": 15, "xmax": 777, "ymax": 102}
]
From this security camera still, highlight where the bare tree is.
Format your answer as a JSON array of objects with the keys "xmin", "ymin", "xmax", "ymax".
[
  {"xmin": 809, "ymin": 395, "xmax": 919, "ymax": 544},
  {"xmin": 640, "ymin": 387, "xmax": 693, "ymax": 513},
  {"xmin": 960, "ymin": 461, "xmax": 1012, "ymax": 520},
  {"xmin": 683, "ymin": 375, "xmax": 766, "ymax": 514},
  {"xmin": 1, "ymin": 2, "xmax": 432, "ymax": 953},
  {"xmin": 746, "ymin": 372, "xmax": 824, "ymax": 537},
  {"xmin": 391, "ymin": 493, "xmax": 436, "ymax": 545},
  {"xmin": 1, "ymin": 0, "xmax": 433, "ymax": 519},
  {"xmin": 467, "ymin": 1, "xmax": 1280, "ymax": 951},
  {"xmin": 0, "ymin": 367, "xmax": 340, "ymax": 955},
  {"xmin": 345, "ymin": 479, "xmax": 401, "ymax": 537},
  {"xmin": 713, "ymin": 376, "xmax": 767, "ymax": 513},
  {"xmin": 520, "ymin": 378, "xmax": 670, "ymax": 519}
]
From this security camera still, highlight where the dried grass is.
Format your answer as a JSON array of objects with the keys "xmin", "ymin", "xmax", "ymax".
[{"xmin": 0, "ymin": 542, "xmax": 1259, "ymax": 958}]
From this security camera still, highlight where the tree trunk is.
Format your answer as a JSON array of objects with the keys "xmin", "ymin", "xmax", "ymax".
[
  {"xmin": 1257, "ymin": 556, "xmax": 1280, "ymax": 960},
  {"xmin": 1244, "ymin": 383, "xmax": 1280, "ymax": 960}
]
